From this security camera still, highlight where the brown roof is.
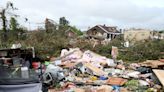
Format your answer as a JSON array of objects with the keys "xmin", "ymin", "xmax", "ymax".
[
  {"xmin": 98, "ymin": 25, "xmax": 120, "ymax": 33},
  {"xmin": 87, "ymin": 25, "xmax": 121, "ymax": 35}
]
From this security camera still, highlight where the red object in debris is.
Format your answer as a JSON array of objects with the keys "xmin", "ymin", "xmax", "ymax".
[
  {"xmin": 32, "ymin": 62, "xmax": 40, "ymax": 69},
  {"xmin": 159, "ymin": 59, "xmax": 164, "ymax": 62},
  {"xmin": 106, "ymin": 77, "xmax": 127, "ymax": 86}
]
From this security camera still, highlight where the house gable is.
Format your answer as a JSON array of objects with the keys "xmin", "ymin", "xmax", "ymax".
[
  {"xmin": 87, "ymin": 25, "xmax": 105, "ymax": 36},
  {"xmin": 87, "ymin": 25, "xmax": 121, "ymax": 40}
]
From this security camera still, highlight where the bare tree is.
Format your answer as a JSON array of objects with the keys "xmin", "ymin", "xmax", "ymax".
[{"xmin": 0, "ymin": 1, "xmax": 18, "ymax": 41}]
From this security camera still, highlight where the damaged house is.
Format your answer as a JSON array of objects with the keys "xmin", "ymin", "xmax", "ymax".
[
  {"xmin": 124, "ymin": 28, "xmax": 152, "ymax": 42},
  {"xmin": 65, "ymin": 28, "xmax": 78, "ymax": 38},
  {"xmin": 86, "ymin": 25, "xmax": 121, "ymax": 40}
]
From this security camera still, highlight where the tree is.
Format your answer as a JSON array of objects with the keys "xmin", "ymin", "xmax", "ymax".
[
  {"xmin": 8, "ymin": 17, "xmax": 18, "ymax": 40},
  {"xmin": 16, "ymin": 26, "xmax": 27, "ymax": 40},
  {"xmin": 0, "ymin": 9, "xmax": 7, "ymax": 41},
  {"xmin": 70, "ymin": 26, "xmax": 83, "ymax": 36},
  {"xmin": 8, "ymin": 17, "xmax": 27, "ymax": 41},
  {"xmin": 10, "ymin": 17, "xmax": 18, "ymax": 31},
  {"xmin": 59, "ymin": 17, "xmax": 69, "ymax": 26},
  {"xmin": 0, "ymin": 10, "xmax": 6, "ymax": 31},
  {"xmin": 0, "ymin": 2, "xmax": 17, "ymax": 42},
  {"xmin": 159, "ymin": 30, "xmax": 164, "ymax": 33}
]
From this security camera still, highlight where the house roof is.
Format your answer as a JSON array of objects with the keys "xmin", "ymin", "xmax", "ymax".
[
  {"xmin": 90, "ymin": 25, "xmax": 121, "ymax": 35},
  {"xmin": 99, "ymin": 25, "xmax": 118, "ymax": 32}
]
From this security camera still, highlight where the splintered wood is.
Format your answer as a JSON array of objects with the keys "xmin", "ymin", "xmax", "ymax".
[
  {"xmin": 153, "ymin": 69, "xmax": 164, "ymax": 87},
  {"xmin": 84, "ymin": 63, "xmax": 106, "ymax": 76}
]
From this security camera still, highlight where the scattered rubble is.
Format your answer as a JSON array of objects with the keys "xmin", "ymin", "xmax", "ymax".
[
  {"xmin": 140, "ymin": 60, "xmax": 164, "ymax": 68},
  {"xmin": 44, "ymin": 48, "xmax": 164, "ymax": 92}
]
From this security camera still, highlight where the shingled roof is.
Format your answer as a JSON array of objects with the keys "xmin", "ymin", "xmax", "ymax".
[
  {"xmin": 89, "ymin": 25, "xmax": 120, "ymax": 35},
  {"xmin": 97, "ymin": 25, "xmax": 120, "ymax": 33}
]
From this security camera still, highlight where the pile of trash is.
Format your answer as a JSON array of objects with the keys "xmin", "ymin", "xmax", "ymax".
[{"xmin": 43, "ymin": 48, "xmax": 164, "ymax": 92}]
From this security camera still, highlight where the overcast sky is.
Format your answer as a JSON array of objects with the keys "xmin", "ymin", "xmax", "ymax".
[{"xmin": 0, "ymin": 0, "xmax": 164, "ymax": 31}]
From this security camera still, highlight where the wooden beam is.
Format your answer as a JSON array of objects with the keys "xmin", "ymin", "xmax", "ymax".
[{"xmin": 153, "ymin": 69, "xmax": 164, "ymax": 87}]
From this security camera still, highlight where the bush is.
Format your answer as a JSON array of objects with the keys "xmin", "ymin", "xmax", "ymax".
[
  {"xmin": 118, "ymin": 40, "xmax": 164, "ymax": 62},
  {"xmin": 0, "ymin": 29, "xmax": 163, "ymax": 62}
]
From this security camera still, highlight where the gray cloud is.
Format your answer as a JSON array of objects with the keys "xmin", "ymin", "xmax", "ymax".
[{"xmin": 0, "ymin": 0, "xmax": 164, "ymax": 30}]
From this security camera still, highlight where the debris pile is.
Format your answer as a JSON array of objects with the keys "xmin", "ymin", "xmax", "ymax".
[{"xmin": 43, "ymin": 48, "xmax": 164, "ymax": 92}]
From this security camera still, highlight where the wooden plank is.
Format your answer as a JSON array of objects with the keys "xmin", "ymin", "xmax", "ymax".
[
  {"xmin": 84, "ymin": 63, "xmax": 106, "ymax": 76},
  {"xmin": 140, "ymin": 60, "xmax": 164, "ymax": 68},
  {"xmin": 153, "ymin": 69, "xmax": 164, "ymax": 87},
  {"xmin": 59, "ymin": 62, "xmax": 77, "ymax": 68},
  {"xmin": 106, "ymin": 77, "xmax": 127, "ymax": 86}
]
